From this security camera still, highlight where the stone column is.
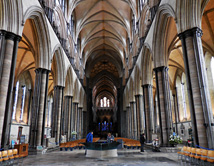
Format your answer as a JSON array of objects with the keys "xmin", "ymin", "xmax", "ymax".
[
  {"xmin": 130, "ymin": 102, "xmax": 137, "ymax": 139},
  {"xmin": 83, "ymin": 111, "xmax": 87, "ymax": 137},
  {"xmin": 81, "ymin": 109, "xmax": 84, "ymax": 138},
  {"xmin": 64, "ymin": 96, "xmax": 72, "ymax": 142},
  {"xmin": 41, "ymin": 70, "xmax": 50, "ymax": 146},
  {"xmin": 178, "ymin": 27, "xmax": 214, "ymax": 148},
  {"xmin": 76, "ymin": 107, "xmax": 80, "ymax": 139},
  {"xmin": 126, "ymin": 106, "xmax": 130, "ymax": 138},
  {"xmin": 154, "ymin": 66, "xmax": 172, "ymax": 146},
  {"xmin": 129, "ymin": 105, "xmax": 133, "ymax": 138},
  {"xmin": 51, "ymin": 86, "xmax": 64, "ymax": 144},
  {"xmin": 69, "ymin": 97, "xmax": 73, "ymax": 140},
  {"xmin": 72, "ymin": 102, "xmax": 78, "ymax": 134},
  {"xmin": 0, "ymin": 31, "xmax": 21, "ymax": 148},
  {"xmin": 122, "ymin": 110, "xmax": 127, "ymax": 137},
  {"xmin": 135, "ymin": 95, "xmax": 144, "ymax": 139},
  {"xmin": 78, "ymin": 107, "xmax": 83, "ymax": 139},
  {"xmin": 29, "ymin": 68, "xmax": 49, "ymax": 147},
  {"xmin": 154, "ymin": 93, "xmax": 160, "ymax": 133},
  {"xmin": 142, "ymin": 84, "xmax": 154, "ymax": 143},
  {"xmin": 27, "ymin": 89, "xmax": 32, "ymax": 124},
  {"xmin": 172, "ymin": 90, "xmax": 179, "ymax": 135}
]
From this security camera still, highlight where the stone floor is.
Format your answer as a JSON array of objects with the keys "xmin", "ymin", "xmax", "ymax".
[{"xmin": 16, "ymin": 149, "xmax": 180, "ymax": 166}]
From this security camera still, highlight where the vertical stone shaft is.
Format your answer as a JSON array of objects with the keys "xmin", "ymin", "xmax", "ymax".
[
  {"xmin": 154, "ymin": 66, "xmax": 172, "ymax": 146},
  {"xmin": 142, "ymin": 84, "xmax": 154, "ymax": 142},
  {"xmin": 51, "ymin": 86, "xmax": 64, "ymax": 143},
  {"xmin": 130, "ymin": 102, "xmax": 137, "ymax": 139},
  {"xmin": 51, "ymin": 87, "xmax": 58, "ymax": 138},
  {"xmin": 0, "ymin": 31, "xmax": 21, "ymax": 148},
  {"xmin": 38, "ymin": 70, "xmax": 49, "ymax": 146},
  {"xmin": 83, "ymin": 111, "xmax": 87, "ymax": 137},
  {"xmin": 154, "ymin": 95, "xmax": 158, "ymax": 134},
  {"xmin": 56, "ymin": 87, "xmax": 63, "ymax": 143},
  {"xmin": 29, "ymin": 68, "xmax": 48, "ymax": 147},
  {"xmin": 135, "ymin": 95, "xmax": 144, "ymax": 139},
  {"xmin": 172, "ymin": 91, "xmax": 178, "ymax": 135},
  {"xmin": 72, "ymin": 103, "xmax": 78, "ymax": 133},
  {"xmin": 64, "ymin": 96, "xmax": 71, "ymax": 142},
  {"xmin": 81, "ymin": 110, "xmax": 84, "ymax": 138},
  {"xmin": 68, "ymin": 96, "xmax": 73, "ymax": 140},
  {"xmin": 0, "ymin": 31, "xmax": 21, "ymax": 147},
  {"xmin": 76, "ymin": 107, "xmax": 80, "ymax": 139},
  {"xmin": 78, "ymin": 107, "xmax": 83, "ymax": 139},
  {"xmin": 129, "ymin": 107, "xmax": 133, "ymax": 138},
  {"xmin": 41, "ymin": 71, "xmax": 49, "ymax": 146},
  {"xmin": 178, "ymin": 27, "xmax": 214, "ymax": 148},
  {"xmin": 126, "ymin": 107, "xmax": 130, "ymax": 138}
]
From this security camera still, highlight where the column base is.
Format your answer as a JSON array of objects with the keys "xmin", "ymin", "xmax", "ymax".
[
  {"xmin": 28, "ymin": 146, "xmax": 45, "ymax": 155},
  {"xmin": 86, "ymin": 149, "xmax": 118, "ymax": 158}
]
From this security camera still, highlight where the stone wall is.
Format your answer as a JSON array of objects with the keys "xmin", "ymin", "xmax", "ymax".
[{"xmin": 10, "ymin": 124, "xmax": 30, "ymax": 144}]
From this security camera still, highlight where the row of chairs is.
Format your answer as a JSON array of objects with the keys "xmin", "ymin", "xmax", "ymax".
[
  {"xmin": 114, "ymin": 137, "xmax": 141, "ymax": 149},
  {"xmin": 0, "ymin": 149, "xmax": 23, "ymax": 165},
  {"xmin": 60, "ymin": 138, "xmax": 100, "ymax": 151},
  {"xmin": 177, "ymin": 146, "xmax": 214, "ymax": 165},
  {"xmin": 60, "ymin": 137, "xmax": 141, "ymax": 151}
]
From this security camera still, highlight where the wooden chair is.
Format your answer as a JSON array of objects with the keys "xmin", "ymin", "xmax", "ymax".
[
  {"xmin": 193, "ymin": 148, "xmax": 202, "ymax": 165},
  {"xmin": 189, "ymin": 147, "xmax": 196, "ymax": 164},
  {"xmin": 183, "ymin": 146, "xmax": 191, "ymax": 164},
  {"xmin": 207, "ymin": 150, "xmax": 214, "ymax": 164},
  {"xmin": 200, "ymin": 149, "xmax": 208, "ymax": 166},
  {"xmin": 177, "ymin": 146, "xmax": 185, "ymax": 160},
  {"xmin": 2, "ymin": 150, "xmax": 9, "ymax": 165},
  {"xmin": 0, "ymin": 152, "xmax": 3, "ymax": 162},
  {"xmin": 8, "ymin": 150, "xmax": 14, "ymax": 160},
  {"xmin": 12, "ymin": 149, "xmax": 20, "ymax": 161}
]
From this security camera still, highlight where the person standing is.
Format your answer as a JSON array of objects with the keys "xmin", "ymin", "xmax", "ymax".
[
  {"xmin": 85, "ymin": 131, "xmax": 93, "ymax": 155},
  {"xmin": 107, "ymin": 133, "xmax": 114, "ymax": 143},
  {"xmin": 140, "ymin": 133, "xmax": 145, "ymax": 152},
  {"xmin": 86, "ymin": 131, "xmax": 93, "ymax": 143}
]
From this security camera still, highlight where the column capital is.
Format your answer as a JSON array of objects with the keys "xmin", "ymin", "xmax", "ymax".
[
  {"xmin": 73, "ymin": 102, "xmax": 79, "ymax": 105},
  {"xmin": 130, "ymin": 101, "xmax": 136, "ymax": 104},
  {"xmin": 142, "ymin": 84, "xmax": 153, "ymax": 88},
  {"xmin": 153, "ymin": 66, "xmax": 168, "ymax": 72},
  {"xmin": 54, "ymin": 85, "xmax": 64, "ymax": 90},
  {"xmin": 35, "ymin": 68, "xmax": 50, "ymax": 74},
  {"xmin": 178, "ymin": 27, "xmax": 203, "ymax": 39},
  {"xmin": 64, "ymin": 95, "xmax": 73, "ymax": 99},
  {"xmin": 0, "ymin": 30, "xmax": 22, "ymax": 41},
  {"xmin": 135, "ymin": 94, "xmax": 143, "ymax": 97}
]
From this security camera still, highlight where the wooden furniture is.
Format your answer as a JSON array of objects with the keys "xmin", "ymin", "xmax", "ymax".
[{"xmin": 14, "ymin": 143, "xmax": 28, "ymax": 157}]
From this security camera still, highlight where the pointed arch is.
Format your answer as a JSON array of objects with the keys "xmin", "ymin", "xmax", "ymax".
[
  {"xmin": 23, "ymin": 5, "xmax": 51, "ymax": 70},
  {"xmin": 152, "ymin": 4, "xmax": 176, "ymax": 68},
  {"xmin": 129, "ymin": 77, "xmax": 135, "ymax": 102},
  {"xmin": 73, "ymin": 78, "xmax": 80, "ymax": 102},
  {"xmin": 134, "ymin": 65, "xmax": 143, "ymax": 95},
  {"xmin": 141, "ymin": 45, "xmax": 153, "ymax": 85},
  {"xmin": 64, "ymin": 66, "xmax": 74, "ymax": 96},
  {"xmin": 51, "ymin": 45, "xmax": 66, "ymax": 86}
]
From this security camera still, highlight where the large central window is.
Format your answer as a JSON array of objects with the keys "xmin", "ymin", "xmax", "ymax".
[{"xmin": 100, "ymin": 97, "xmax": 110, "ymax": 107}]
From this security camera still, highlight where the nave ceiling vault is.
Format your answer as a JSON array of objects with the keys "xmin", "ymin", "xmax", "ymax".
[{"xmin": 68, "ymin": 0, "xmax": 137, "ymax": 108}]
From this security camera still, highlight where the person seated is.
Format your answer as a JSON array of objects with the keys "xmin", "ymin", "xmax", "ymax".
[
  {"xmin": 152, "ymin": 139, "xmax": 160, "ymax": 152},
  {"xmin": 107, "ymin": 133, "xmax": 114, "ymax": 143}
]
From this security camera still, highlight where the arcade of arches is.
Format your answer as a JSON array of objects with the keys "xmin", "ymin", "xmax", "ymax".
[{"xmin": 1, "ymin": 0, "xmax": 214, "ymax": 153}]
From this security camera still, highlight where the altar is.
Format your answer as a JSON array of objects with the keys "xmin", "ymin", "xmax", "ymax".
[{"xmin": 83, "ymin": 141, "xmax": 120, "ymax": 158}]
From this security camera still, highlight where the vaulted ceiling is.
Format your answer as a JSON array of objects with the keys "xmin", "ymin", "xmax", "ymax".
[{"xmin": 69, "ymin": 0, "xmax": 137, "ymax": 106}]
